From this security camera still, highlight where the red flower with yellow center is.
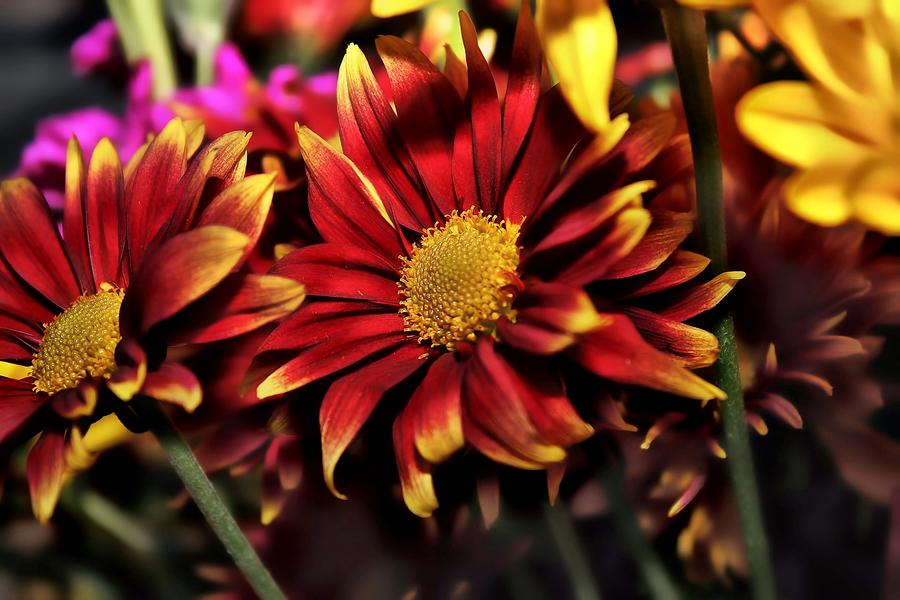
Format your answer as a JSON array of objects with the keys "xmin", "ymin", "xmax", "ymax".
[
  {"xmin": 0, "ymin": 118, "xmax": 305, "ymax": 522},
  {"xmin": 251, "ymin": 5, "xmax": 742, "ymax": 517}
]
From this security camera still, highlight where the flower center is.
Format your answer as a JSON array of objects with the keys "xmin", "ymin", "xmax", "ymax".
[
  {"xmin": 399, "ymin": 209, "xmax": 521, "ymax": 350},
  {"xmin": 32, "ymin": 287, "xmax": 124, "ymax": 395}
]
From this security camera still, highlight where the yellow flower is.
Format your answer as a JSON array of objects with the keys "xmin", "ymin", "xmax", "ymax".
[{"xmin": 681, "ymin": 0, "xmax": 900, "ymax": 234}]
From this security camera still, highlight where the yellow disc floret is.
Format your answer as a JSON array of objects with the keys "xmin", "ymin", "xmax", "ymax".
[
  {"xmin": 399, "ymin": 208, "xmax": 521, "ymax": 350},
  {"xmin": 32, "ymin": 287, "xmax": 124, "ymax": 395}
]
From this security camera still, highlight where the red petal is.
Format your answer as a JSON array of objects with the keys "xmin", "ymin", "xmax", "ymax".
[
  {"xmin": 600, "ymin": 210, "xmax": 695, "ymax": 280},
  {"xmin": 257, "ymin": 319, "xmax": 410, "ymax": 399},
  {"xmin": 107, "ymin": 339, "xmax": 147, "ymax": 401},
  {"xmin": 457, "ymin": 11, "xmax": 502, "ymax": 214},
  {"xmin": 619, "ymin": 250, "xmax": 710, "ymax": 299},
  {"xmin": 338, "ymin": 44, "xmax": 436, "ymax": 229},
  {"xmin": 497, "ymin": 319, "xmax": 575, "ymax": 355},
  {"xmin": 84, "ymin": 138, "xmax": 125, "ymax": 286},
  {"xmin": 27, "ymin": 429, "xmax": 67, "ymax": 523},
  {"xmin": 297, "ymin": 126, "xmax": 405, "ymax": 260},
  {"xmin": 527, "ymin": 181, "xmax": 652, "ymax": 257},
  {"xmin": 0, "ymin": 179, "xmax": 81, "ymax": 307},
  {"xmin": 197, "ymin": 173, "xmax": 277, "ymax": 260},
  {"xmin": 624, "ymin": 307, "xmax": 720, "ymax": 369},
  {"xmin": 271, "ymin": 244, "xmax": 399, "ymax": 305},
  {"xmin": 660, "ymin": 271, "xmax": 746, "ymax": 322},
  {"xmin": 172, "ymin": 274, "xmax": 305, "ymax": 344},
  {"xmin": 462, "ymin": 339, "xmax": 569, "ymax": 466},
  {"xmin": 121, "ymin": 225, "xmax": 249, "ymax": 335},
  {"xmin": 50, "ymin": 381, "xmax": 98, "ymax": 420},
  {"xmin": 375, "ymin": 36, "xmax": 461, "ymax": 214},
  {"xmin": 404, "ymin": 352, "xmax": 465, "ymax": 463},
  {"xmin": 320, "ymin": 344, "xmax": 425, "ymax": 498},
  {"xmin": 0, "ymin": 258, "xmax": 55, "ymax": 327},
  {"xmin": 571, "ymin": 314, "xmax": 725, "ymax": 401},
  {"xmin": 256, "ymin": 301, "xmax": 391, "ymax": 354},
  {"xmin": 62, "ymin": 137, "xmax": 93, "ymax": 291},
  {"xmin": 502, "ymin": 87, "xmax": 583, "ymax": 223},
  {"xmin": 0, "ymin": 378, "xmax": 43, "ymax": 441},
  {"xmin": 536, "ymin": 112, "xmax": 676, "ymax": 222},
  {"xmin": 555, "ymin": 207, "xmax": 652, "ymax": 286},
  {"xmin": 394, "ymin": 406, "xmax": 439, "ymax": 517},
  {"xmin": 124, "ymin": 118, "xmax": 188, "ymax": 267},
  {"xmin": 164, "ymin": 131, "xmax": 253, "ymax": 237},
  {"xmin": 502, "ymin": 0, "xmax": 543, "ymax": 178},
  {"xmin": 142, "ymin": 362, "xmax": 202, "ymax": 413}
]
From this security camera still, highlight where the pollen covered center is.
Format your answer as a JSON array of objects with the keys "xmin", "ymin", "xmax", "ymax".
[
  {"xmin": 32, "ymin": 287, "xmax": 124, "ymax": 395},
  {"xmin": 399, "ymin": 208, "xmax": 521, "ymax": 350}
]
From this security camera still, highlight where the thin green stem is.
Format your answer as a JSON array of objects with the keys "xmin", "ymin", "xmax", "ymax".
[
  {"xmin": 132, "ymin": 397, "xmax": 285, "ymax": 600},
  {"xmin": 599, "ymin": 466, "xmax": 680, "ymax": 600},
  {"xmin": 543, "ymin": 501, "xmax": 602, "ymax": 600},
  {"xmin": 659, "ymin": 5, "xmax": 777, "ymax": 600}
]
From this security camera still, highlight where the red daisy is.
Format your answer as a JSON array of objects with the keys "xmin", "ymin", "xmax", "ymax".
[
  {"xmin": 250, "ymin": 5, "xmax": 741, "ymax": 516},
  {"xmin": 0, "ymin": 118, "xmax": 305, "ymax": 521}
]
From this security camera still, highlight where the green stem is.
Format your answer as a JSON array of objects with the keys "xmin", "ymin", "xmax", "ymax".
[
  {"xmin": 108, "ymin": 0, "xmax": 177, "ymax": 99},
  {"xmin": 599, "ymin": 466, "xmax": 680, "ymax": 600},
  {"xmin": 543, "ymin": 501, "xmax": 603, "ymax": 600},
  {"xmin": 132, "ymin": 397, "xmax": 285, "ymax": 600},
  {"xmin": 659, "ymin": 5, "xmax": 777, "ymax": 600}
]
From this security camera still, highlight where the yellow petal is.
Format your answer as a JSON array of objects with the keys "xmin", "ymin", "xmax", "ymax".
[
  {"xmin": 371, "ymin": 0, "xmax": 434, "ymax": 18},
  {"xmin": 848, "ymin": 160, "xmax": 900, "ymax": 235},
  {"xmin": 0, "ymin": 361, "xmax": 31, "ymax": 380},
  {"xmin": 754, "ymin": 0, "xmax": 891, "ymax": 100},
  {"xmin": 536, "ymin": 0, "xmax": 616, "ymax": 133},
  {"xmin": 783, "ymin": 166, "xmax": 854, "ymax": 227},
  {"xmin": 737, "ymin": 81, "xmax": 871, "ymax": 169}
]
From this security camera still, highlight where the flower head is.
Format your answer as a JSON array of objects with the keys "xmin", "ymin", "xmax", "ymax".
[
  {"xmin": 702, "ymin": 0, "xmax": 900, "ymax": 233},
  {"xmin": 0, "ymin": 118, "xmax": 304, "ymax": 521},
  {"xmin": 250, "ymin": 5, "xmax": 739, "ymax": 517}
]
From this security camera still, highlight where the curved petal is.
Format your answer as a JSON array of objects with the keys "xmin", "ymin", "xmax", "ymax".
[
  {"xmin": 297, "ymin": 126, "xmax": 406, "ymax": 260},
  {"xmin": 462, "ymin": 339, "xmax": 569, "ymax": 466},
  {"xmin": 555, "ymin": 207, "xmax": 652, "ymax": 286},
  {"xmin": 143, "ymin": 361, "xmax": 202, "ymax": 413},
  {"xmin": 737, "ymin": 82, "xmax": 871, "ymax": 170},
  {"xmin": 257, "ymin": 316, "xmax": 409, "ymax": 399},
  {"xmin": 660, "ymin": 271, "xmax": 746, "ymax": 322},
  {"xmin": 0, "ymin": 179, "xmax": 81, "ymax": 307},
  {"xmin": 404, "ymin": 352, "xmax": 465, "ymax": 463},
  {"xmin": 536, "ymin": 0, "xmax": 616, "ymax": 132},
  {"xmin": 171, "ymin": 274, "xmax": 305, "ymax": 344},
  {"xmin": 320, "ymin": 344, "xmax": 426, "ymax": 498},
  {"xmin": 197, "ymin": 172, "xmax": 277, "ymax": 260},
  {"xmin": 27, "ymin": 429, "xmax": 67, "ymax": 523},
  {"xmin": 624, "ymin": 307, "xmax": 720, "ymax": 369},
  {"xmin": 120, "ymin": 225, "xmax": 249, "ymax": 336},
  {"xmin": 338, "ymin": 44, "xmax": 436, "ymax": 229},
  {"xmin": 571, "ymin": 314, "xmax": 725, "ymax": 401},
  {"xmin": 394, "ymin": 407, "xmax": 439, "ymax": 518}
]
